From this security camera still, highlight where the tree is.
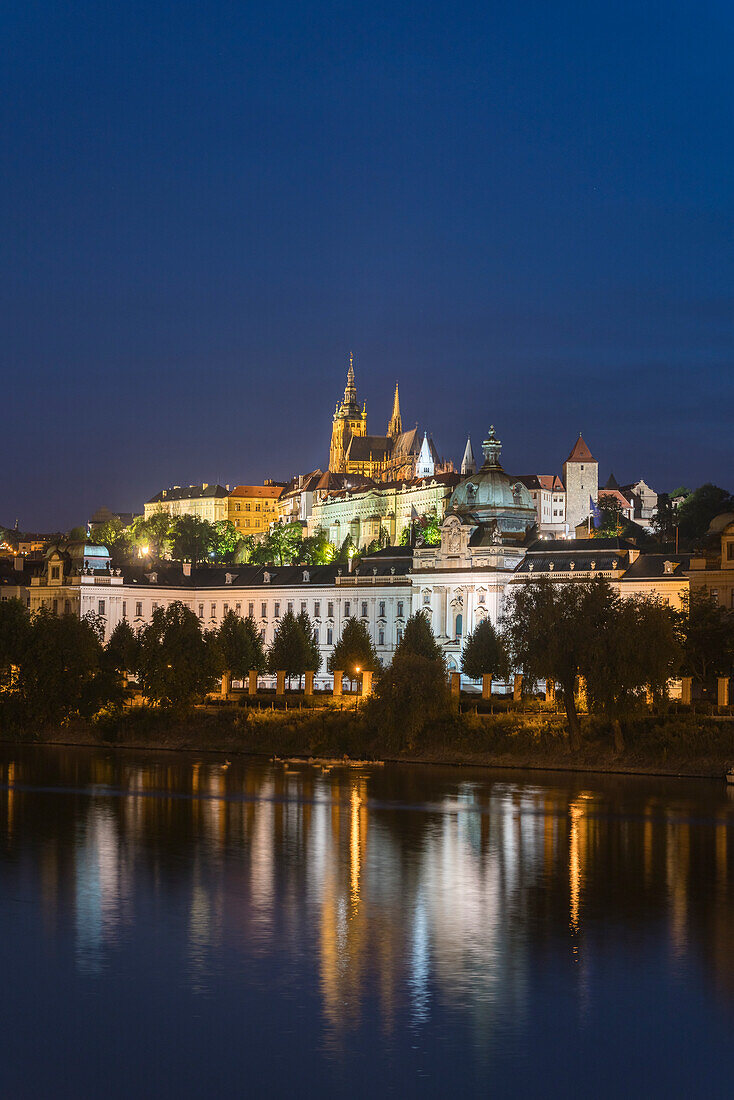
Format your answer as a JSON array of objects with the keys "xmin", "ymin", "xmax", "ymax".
[
  {"xmin": 233, "ymin": 534, "xmax": 257, "ymax": 563},
  {"xmin": 131, "ymin": 510, "xmax": 172, "ymax": 560},
  {"xmin": 394, "ymin": 611, "xmax": 443, "ymax": 662},
  {"xmin": 169, "ymin": 514, "xmax": 215, "ymax": 565},
  {"xmin": 68, "ymin": 525, "xmax": 87, "ymax": 541},
  {"xmin": 90, "ymin": 517, "xmax": 132, "ymax": 567},
  {"xmin": 583, "ymin": 595, "xmax": 681, "ymax": 752},
  {"xmin": 0, "ymin": 598, "xmax": 30, "ymax": 685},
  {"xmin": 296, "ymin": 609, "xmax": 322, "ymax": 677},
  {"xmin": 137, "ymin": 602, "xmax": 217, "ymax": 709},
  {"xmin": 19, "ymin": 609, "xmax": 111, "ymax": 722},
  {"xmin": 254, "ymin": 522, "xmax": 302, "ymax": 566},
  {"xmin": 676, "ymin": 484, "xmax": 734, "ymax": 543},
  {"xmin": 105, "ymin": 620, "xmax": 140, "ymax": 677},
  {"xmin": 461, "ymin": 618, "xmax": 507, "ymax": 681},
  {"xmin": 211, "ymin": 520, "xmax": 241, "ymax": 562},
  {"xmin": 593, "ymin": 496, "xmax": 626, "ymax": 538},
  {"xmin": 502, "ymin": 577, "xmax": 607, "ymax": 751},
  {"xmin": 267, "ymin": 609, "xmax": 311, "ymax": 686},
  {"xmin": 328, "ymin": 617, "xmax": 379, "ymax": 688},
  {"xmin": 400, "ymin": 510, "xmax": 440, "ymax": 547},
  {"xmin": 370, "ymin": 654, "xmax": 452, "ymax": 751},
  {"xmin": 214, "ymin": 611, "xmax": 266, "ymax": 681},
  {"xmin": 299, "ymin": 528, "xmax": 336, "ymax": 565},
  {"xmin": 335, "ymin": 533, "xmax": 357, "ymax": 564},
  {"xmin": 679, "ymin": 588, "xmax": 734, "ymax": 684}
]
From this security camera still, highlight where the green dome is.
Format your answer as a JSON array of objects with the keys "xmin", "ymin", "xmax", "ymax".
[{"xmin": 448, "ymin": 426, "xmax": 536, "ymax": 535}]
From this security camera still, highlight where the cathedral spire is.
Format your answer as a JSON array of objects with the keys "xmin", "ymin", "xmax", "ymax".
[
  {"xmin": 461, "ymin": 436, "xmax": 476, "ymax": 475},
  {"xmin": 343, "ymin": 351, "xmax": 357, "ymax": 407},
  {"xmin": 387, "ymin": 381, "xmax": 402, "ymax": 439}
]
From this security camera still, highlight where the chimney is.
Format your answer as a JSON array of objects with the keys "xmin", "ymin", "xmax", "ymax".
[
  {"xmin": 182, "ymin": 562, "xmax": 192, "ymax": 577},
  {"xmin": 13, "ymin": 554, "xmax": 24, "ymax": 572}
]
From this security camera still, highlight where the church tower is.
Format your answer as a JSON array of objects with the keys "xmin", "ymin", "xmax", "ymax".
[
  {"xmin": 563, "ymin": 434, "xmax": 598, "ymax": 534},
  {"xmin": 329, "ymin": 354, "xmax": 368, "ymax": 472},
  {"xmin": 387, "ymin": 382, "xmax": 402, "ymax": 439}
]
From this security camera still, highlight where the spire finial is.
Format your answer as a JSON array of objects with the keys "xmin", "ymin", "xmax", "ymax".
[{"xmin": 388, "ymin": 380, "xmax": 402, "ymax": 438}]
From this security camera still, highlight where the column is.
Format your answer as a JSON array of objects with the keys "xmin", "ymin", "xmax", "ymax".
[
  {"xmin": 680, "ymin": 677, "xmax": 693, "ymax": 705},
  {"xmin": 248, "ymin": 669, "xmax": 258, "ymax": 695},
  {"xmin": 221, "ymin": 671, "xmax": 231, "ymax": 698},
  {"xmin": 513, "ymin": 674, "xmax": 523, "ymax": 702},
  {"xmin": 276, "ymin": 670, "xmax": 286, "ymax": 696},
  {"xmin": 450, "ymin": 671, "xmax": 461, "ymax": 698},
  {"xmin": 482, "ymin": 673, "xmax": 492, "ymax": 700},
  {"xmin": 718, "ymin": 677, "xmax": 730, "ymax": 708},
  {"xmin": 304, "ymin": 670, "xmax": 314, "ymax": 696},
  {"xmin": 332, "ymin": 670, "xmax": 343, "ymax": 698},
  {"xmin": 361, "ymin": 671, "xmax": 373, "ymax": 698},
  {"xmin": 545, "ymin": 679, "xmax": 555, "ymax": 702}
]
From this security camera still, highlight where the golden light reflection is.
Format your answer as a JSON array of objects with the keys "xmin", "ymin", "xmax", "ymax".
[{"xmin": 6, "ymin": 760, "xmax": 14, "ymax": 839}]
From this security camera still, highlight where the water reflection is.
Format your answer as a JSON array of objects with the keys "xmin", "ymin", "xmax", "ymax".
[{"xmin": 0, "ymin": 748, "xmax": 733, "ymax": 1094}]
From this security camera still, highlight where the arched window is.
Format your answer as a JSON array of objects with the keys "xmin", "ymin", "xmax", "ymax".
[{"xmin": 455, "ymin": 613, "xmax": 463, "ymax": 638}]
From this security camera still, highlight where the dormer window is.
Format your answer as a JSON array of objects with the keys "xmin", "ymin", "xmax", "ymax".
[
  {"xmin": 263, "ymin": 571, "xmax": 271, "ymax": 584},
  {"xmin": 663, "ymin": 560, "xmax": 675, "ymax": 575},
  {"xmin": 612, "ymin": 559, "xmax": 618, "ymax": 569},
  {"xmin": 303, "ymin": 570, "xmax": 310, "ymax": 582}
]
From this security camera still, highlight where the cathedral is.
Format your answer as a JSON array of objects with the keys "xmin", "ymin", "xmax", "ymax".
[{"xmin": 328, "ymin": 356, "xmax": 452, "ymax": 482}]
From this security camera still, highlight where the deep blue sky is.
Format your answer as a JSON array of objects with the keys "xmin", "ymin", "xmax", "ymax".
[{"xmin": 3, "ymin": 1, "xmax": 733, "ymax": 529}]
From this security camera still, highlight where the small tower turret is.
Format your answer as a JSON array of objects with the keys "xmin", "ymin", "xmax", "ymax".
[
  {"xmin": 460, "ymin": 436, "xmax": 476, "ymax": 476},
  {"xmin": 387, "ymin": 381, "xmax": 402, "ymax": 439}
]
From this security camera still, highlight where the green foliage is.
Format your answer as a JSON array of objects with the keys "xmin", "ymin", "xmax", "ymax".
[
  {"xmin": 137, "ymin": 601, "xmax": 217, "ymax": 709},
  {"xmin": 253, "ymin": 522, "xmax": 303, "ymax": 566},
  {"xmin": 679, "ymin": 588, "xmax": 734, "ymax": 681},
  {"xmin": 299, "ymin": 528, "xmax": 336, "ymax": 565},
  {"xmin": 296, "ymin": 609, "xmax": 322, "ymax": 674},
  {"xmin": 213, "ymin": 611, "xmax": 266, "ymax": 677},
  {"xmin": 0, "ymin": 598, "xmax": 31, "ymax": 679},
  {"xmin": 19, "ymin": 609, "xmax": 116, "ymax": 722},
  {"xmin": 400, "ymin": 510, "xmax": 441, "ymax": 547},
  {"xmin": 369, "ymin": 654, "xmax": 452, "ymax": 750},
  {"xmin": 90, "ymin": 517, "xmax": 132, "ymax": 566},
  {"xmin": 461, "ymin": 618, "xmax": 507, "ymax": 680},
  {"xmin": 211, "ymin": 520, "xmax": 241, "ymax": 562},
  {"xmin": 335, "ymin": 533, "xmax": 357, "ymax": 564},
  {"xmin": 105, "ymin": 619, "xmax": 140, "ymax": 675},
  {"xmin": 131, "ymin": 510, "xmax": 172, "ymax": 559},
  {"xmin": 592, "ymin": 496, "xmax": 626, "ymax": 537},
  {"xmin": 68, "ymin": 526, "xmax": 87, "ymax": 541},
  {"xmin": 267, "ymin": 609, "xmax": 312, "ymax": 683},
  {"xmin": 169, "ymin": 514, "xmax": 215, "ymax": 564},
  {"xmin": 675, "ymin": 483, "xmax": 734, "ymax": 543},
  {"xmin": 328, "ymin": 617, "xmax": 380, "ymax": 683},
  {"xmin": 394, "ymin": 611, "xmax": 443, "ymax": 662},
  {"xmin": 232, "ymin": 534, "xmax": 256, "ymax": 563}
]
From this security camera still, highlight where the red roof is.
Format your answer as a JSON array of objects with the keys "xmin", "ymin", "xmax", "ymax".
[
  {"xmin": 229, "ymin": 485, "xmax": 283, "ymax": 499},
  {"xmin": 565, "ymin": 434, "xmax": 595, "ymax": 463}
]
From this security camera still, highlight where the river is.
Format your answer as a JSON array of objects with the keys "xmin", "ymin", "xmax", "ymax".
[{"xmin": 0, "ymin": 745, "xmax": 733, "ymax": 1096}]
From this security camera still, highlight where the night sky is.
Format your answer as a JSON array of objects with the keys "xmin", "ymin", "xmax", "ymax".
[{"xmin": 3, "ymin": 1, "xmax": 733, "ymax": 530}]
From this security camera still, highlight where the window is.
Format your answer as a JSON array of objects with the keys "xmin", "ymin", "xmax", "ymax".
[
  {"xmin": 51, "ymin": 565, "xmax": 60, "ymax": 580},
  {"xmin": 314, "ymin": 627, "xmax": 319, "ymax": 644},
  {"xmin": 287, "ymin": 601, "xmax": 293, "ymax": 614},
  {"xmin": 314, "ymin": 601, "xmax": 320, "ymax": 617},
  {"xmin": 478, "ymin": 591, "xmax": 485, "ymax": 604},
  {"xmin": 361, "ymin": 601, "xmax": 367, "ymax": 617},
  {"xmin": 727, "ymin": 543, "xmax": 734, "ymax": 561},
  {"xmin": 260, "ymin": 629, "xmax": 266, "ymax": 641},
  {"xmin": 261, "ymin": 602, "xmax": 267, "ymax": 618},
  {"xmin": 152, "ymin": 602, "xmax": 158, "ymax": 612},
  {"xmin": 455, "ymin": 613, "xmax": 463, "ymax": 637},
  {"xmin": 274, "ymin": 602, "xmax": 280, "ymax": 618},
  {"xmin": 248, "ymin": 602, "xmax": 254, "ymax": 617},
  {"xmin": 379, "ymin": 601, "xmax": 385, "ymax": 617},
  {"xmin": 52, "ymin": 599, "xmax": 58, "ymax": 614},
  {"xmin": 397, "ymin": 628, "xmax": 403, "ymax": 644},
  {"xmin": 211, "ymin": 602, "xmax": 216, "ymax": 618},
  {"xmin": 136, "ymin": 602, "xmax": 143, "ymax": 618},
  {"xmin": 344, "ymin": 601, "xmax": 350, "ymax": 616},
  {"xmin": 122, "ymin": 601, "xmax": 127, "ymax": 618},
  {"xmin": 198, "ymin": 604, "xmax": 204, "ymax": 619},
  {"xmin": 246, "ymin": 503, "xmax": 251, "ymax": 511},
  {"xmin": 223, "ymin": 603, "xmax": 229, "ymax": 615},
  {"xmin": 235, "ymin": 602, "xmax": 241, "ymax": 614},
  {"xmin": 327, "ymin": 601, "xmax": 334, "ymax": 618},
  {"xmin": 711, "ymin": 590, "xmax": 719, "ymax": 603},
  {"xmin": 327, "ymin": 627, "xmax": 333, "ymax": 645},
  {"xmin": 235, "ymin": 503, "xmax": 240, "ymax": 511},
  {"xmin": 301, "ymin": 601, "xmax": 307, "ymax": 614},
  {"xmin": 379, "ymin": 629, "xmax": 385, "ymax": 646},
  {"xmin": 397, "ymin": 601, "xmax": 404, "ymax": 617}
]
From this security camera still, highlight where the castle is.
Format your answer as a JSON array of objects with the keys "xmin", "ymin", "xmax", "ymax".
[{"xmin": 328, "ymin": 355, "xmax": 452, "ymax": 482}]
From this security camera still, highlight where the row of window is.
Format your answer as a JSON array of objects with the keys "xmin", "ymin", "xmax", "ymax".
[{"xmin": 118, "ymin": 598, "xmax": 407, "ymax": 623}]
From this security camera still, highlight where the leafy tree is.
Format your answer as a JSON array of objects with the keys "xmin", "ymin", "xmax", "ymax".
[
  {"xmin": 105, "ymin": 620, "xmax": 140, "ymax": 677},
  {"xmin": 233, "ymin": 534, "xmax": 257, "ymax": 563},
  {"xmin": 651, "ymin": 493, "xmax": 675, "ymax": 542},
  {"xmin": 254, "ymin": 522, "xmax": 302, "ymax": 566},
  {"xmin": 267, "ymin": 609, "xmax": 311, "ymax": 686},
  {"xmin": 502, "ymin": 577, "xmax": 607, "ymax": 750},
  {"xmin": 328, "ymin": 617, "xmax": 379, "ymax": 688},
  {"xmin": 335, "ymin": 533, "xmax": 357, "ymax": 564},
  {"xmin": 213, "ymin": 610, "xmax": 266, "ymax": 680},
  {"xmin": 394, "ymin": 611, "xmax": 443, "ymax": 662},
  {"xmin": 296, "ymin": 609, "xmax": 322, "ymax": 676},
  {"xmin": 0, "ymin": 598, "xmax": 30, "ymax": 684},
  {"xmin": 365, "ymin": 526, "xmax": 390, "ymax": 555},
  {"xmin": 679, "ymin": 588, "xmax": 734, "ymax": 683},
  {"xmin": 211, "ymin": 520, "xmax": 241, "ymax": 562},
  {"xmin": 676, "ymin": 484, "xmax": 734, "ymax": 543},
  {"xmin": 90, "ymin": 517, "xmax": 133, "ymax": 567},
  {"xmin": 169, "ymin": 514, "xmax": 215, "ymax": 565},
  {"xmin": 131, "ymin": 510, "xmax": 172, "ymax": 559},
  {"xmin": 592, "ymin": 496, "xmax": 626, "ymax": 538},
  {"xmin": 299, "ymin": 528, "xmax": 336, "ymax": 565},
  {"xmin": 68, "ymin": 525, "xmax": 87, "ymax": 541},
  {"xmin": 369, "ymin": 654, "xmax": 452, "ymax": 751},
  {"xmin": 137, "ymin": 602, "xmax": 217, "ymax": 709},
  {"xmin": 400, "ymin": 510, "xmax": 440, "ymax": 547},
  {"xmin": 19, "ymin": 609, "xmax": 111, "ymax": 722},
  {"xmin": 583, "ymin": 595, "xmax": 682, "ymax": 751},
  {"xmin": 461, "ymin": 618, "xmax": 508, "ymax": 681}
]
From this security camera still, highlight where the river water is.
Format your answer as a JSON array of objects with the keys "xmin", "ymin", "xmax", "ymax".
[{"xmin": 1, "ymin": 745, "xmax": 733, "ymax": 1097}]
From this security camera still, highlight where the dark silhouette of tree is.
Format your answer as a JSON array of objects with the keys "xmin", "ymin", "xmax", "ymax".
[
  {"xmin": 394, "ymin": 611, "xmax": 442, "ymax": 662},
  {"xmin": 137, "ymin": 602, "xmax": 217, "ymax": 709},
  {"xmin": 296, "ymin": 609, "xmax": 322, "ymax": 677},
  {"xmin": 0, "ymin": 597, "xmax": 30, "ymax": 683},
  {"xmin": 130, "ymin": 510, "xmax": 172, "ymax": 560},
  {"xmin": 105, "ymin": 619, "xmax": 140, "ymax": 676},
  {"xmin": 676, "ymin": 484, "xmax": 734, "ymax": 543},
  {"xmin": 213, "ymin": 610, "xmax": 266, "ymax": 681},
  {"xmin": 328, "ymin": 617, "xmax": 379, "ymax": 688},
  {"xmin": 461, "ymin": 618, "xmax": 507, "ymax": 681},
  {"xmin": 169, "ymin": 515, "xmax": 215, "ymax": 565},
  {"xmin": 679, "ymin": 588, "xmax": 734, "ymax": 683},
  {"xmin": 267, "ymin": 609, "xmax": 311, "ymax": 686}
]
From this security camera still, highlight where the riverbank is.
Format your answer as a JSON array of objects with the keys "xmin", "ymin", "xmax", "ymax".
[{"xmin": 6, "ymin": 706, "xmax": 733, "ymax": 780}]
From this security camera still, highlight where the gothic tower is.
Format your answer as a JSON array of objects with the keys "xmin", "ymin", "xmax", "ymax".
[
  {"xmin": 387, "ymin": 382, "xmax": 402, "ymax": 439},
  {"xmin": 329, "ymin": 354, "xmax": 368, "ymax": 472},
  {"xmin": 563, "ymin": 434, "xmax": 598, "ymax": 534}
]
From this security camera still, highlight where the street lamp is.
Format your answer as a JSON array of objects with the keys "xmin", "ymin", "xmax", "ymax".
[{"xmin": 354, "ymin": 666, "xmax": 361, "ymax": 710}]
